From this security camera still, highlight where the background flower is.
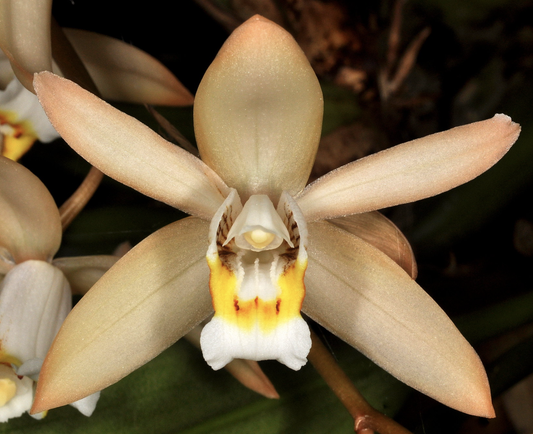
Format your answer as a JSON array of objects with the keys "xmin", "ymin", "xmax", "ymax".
[
  {"xmin": 0, "ymin": 0, "xmax": 194, "ymax": 160},
  {"xmin": 0, "ymin": 156, "xmax": 117, "ymax": 421}
]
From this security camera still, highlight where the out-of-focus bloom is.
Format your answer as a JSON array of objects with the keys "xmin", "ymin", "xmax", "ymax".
[
  {"xmin": 32, "ymin": 16, "xmax": 520, "ymax": 419},
  {"xmin": 0, "ymin": 156, "xmax": 117, "ymax": 421},
  {"xmin": 0, "ymin": 0, "xmax": 193, "ymax": 160},
  {"xmin": 0, "ymin": 51, "xmax": 59, "ymax": 160}
]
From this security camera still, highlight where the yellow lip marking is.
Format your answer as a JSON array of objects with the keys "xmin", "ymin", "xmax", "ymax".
[{"xmin": 208, "ymin": 254, "xmax": 307, "ymax": 333}]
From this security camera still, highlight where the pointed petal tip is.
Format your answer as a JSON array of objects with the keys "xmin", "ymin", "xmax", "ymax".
[
  {"xmin": 449, "ymin": 358, "xmax": 495, "ymax": 418},
  {"xmin": 32, "ymin": 70, "xmax": 53, "ymax": 90},
  {"xmin": 30, "ymin": 375, "xmax": 58, "ymax": 414},
  {"xmin": 225, "ymin": 359, "xmax": 280, "ymax": 399},
  {"xmin": 457, "ymin": 383, "xmax": 495, "ymax": 418},
  {"xmin": 227, "ymin": 14, "xmax": 297, "ymax": 53},
  {"xmin": 29, "ymin": 344, "xmax": 98, "ymax": 414},
  {"xmin": 262, "ymin": 387, "xmax": 280, "ymax": 400},
  {"xmin": 492, "ymin": 113, "xmax": 521, "ymax": 147},
  {"xmin": 479, "ymin": 402, "xmax": 496, "ymax": 419},
  {"xmin": 244, "ymin": 14, "xmax": 273, "ymax": 24}
]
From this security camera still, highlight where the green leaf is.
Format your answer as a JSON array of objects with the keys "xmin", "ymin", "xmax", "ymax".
[{"xmin": 0, "ymin": 338, "xmax": 410, "ymax": 433}]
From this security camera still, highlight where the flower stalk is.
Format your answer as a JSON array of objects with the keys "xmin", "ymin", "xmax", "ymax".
[{"xmin": 308, "ymin": 330, "xmax": 412, "ymax": 434}]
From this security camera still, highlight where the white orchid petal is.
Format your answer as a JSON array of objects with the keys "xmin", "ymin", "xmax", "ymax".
[
  {"xmin": 32, "ymin": 218, "xmax": 213, "ymax": 413},
  {"xmin": 0, "ymin": 156, "xmax": 62, "ymax": 263},
  {"xmin": 69, "ymin": 392, "xmax": 100, "ymax": 417},
  {"xmin": 0, "ymin": 260, "xmax": 71, "ymax": 363},
  {"xmin": 33, "ymin": 72, "xmax": 230, "ymax": 220},
  {"xmin": 298, "ymin": 114, "xmax": 520, "ymax": 221},
  {"xmin": 52, "ymin": 255, "xmax": 119, "ymax": 295},
  {"xmin": 194, "ymin": 15, "xmax": 323, "ymax": 200},
  {"xmin": 202, "ymin": 317, "xmax": 310, "ymax": 371},
  {"xmin": 17, "ymin": 358, "xmax": 43, "ymax": 379},
  {"xmin": 0, "ymin": 0, "xmax": 53, "ymax": 91},
  {"xmin": 185, "ymin": 325, "xmax": 280, "ymax": 399},
  {"xmin": 63, "ymin": 28, "xmax": 194, "ymax": 106},
  {"xmin": 303, "ymin": 221, "xmax": 494, "ymax": 418}
]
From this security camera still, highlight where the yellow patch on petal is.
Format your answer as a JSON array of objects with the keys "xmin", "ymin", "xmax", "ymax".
[
  {"xmin": 207, "ymin": 255, "xmax": 306, "ymax": 333},
  {"xmin": 0, "ymin": 111, "xmax": 38, "ymax": 161},
  {"xmin": 275, "ymin": 257, "xmax": 307, "ymax": 321}
]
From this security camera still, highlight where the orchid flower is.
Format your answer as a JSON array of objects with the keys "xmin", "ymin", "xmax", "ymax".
[
  {"xmin": 0, "ymin": 156, "xmax": 118, "ymax": 421},
  {"xmin": 31, "ymin": 15, "xmax": 520, "ymax": 419},
  {"xmin": 0, "ymin": 0, "xmax": 193, "ymax": 160}
]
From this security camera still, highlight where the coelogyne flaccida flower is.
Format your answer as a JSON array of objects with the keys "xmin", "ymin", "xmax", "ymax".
[
  {"xmin": 0, "ymin": 0, "xmax": 193, "ymax": 160},
  {"xmin": 0, "ymin": 156, "xmax": 118, "ymax": 421},
  {"xmin": 31, "ymin": 16, "xmax": 520, "ymax": 418}
]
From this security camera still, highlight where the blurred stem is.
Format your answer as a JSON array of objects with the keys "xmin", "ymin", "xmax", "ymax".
[
  {"xmin": 385, "ymin": 0, "xmax": 405, "ymax": 77},
  {"xmin": 379, "ymin": 0, "xmax": 430, "ymax": 102},
  {"xmin": 58, "ymin": 166, "xmax": 104, "ymax": 230},
  {"xmin": 308, "ymin": 330, "xmax": 412, "ymax": 434},
  {"xmin": 50, "ymin": 18, "xmax": 103, "ymax": 230}
]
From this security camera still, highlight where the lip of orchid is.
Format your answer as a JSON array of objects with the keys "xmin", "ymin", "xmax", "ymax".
[{"xmin": 200, "ymin": 189, "xmax": 311, "ymax": 371}]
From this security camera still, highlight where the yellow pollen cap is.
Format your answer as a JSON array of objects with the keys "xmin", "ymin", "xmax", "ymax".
[{"xmin": 244, "ymin": 229, "xmax": 275, "ymax": 249}]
